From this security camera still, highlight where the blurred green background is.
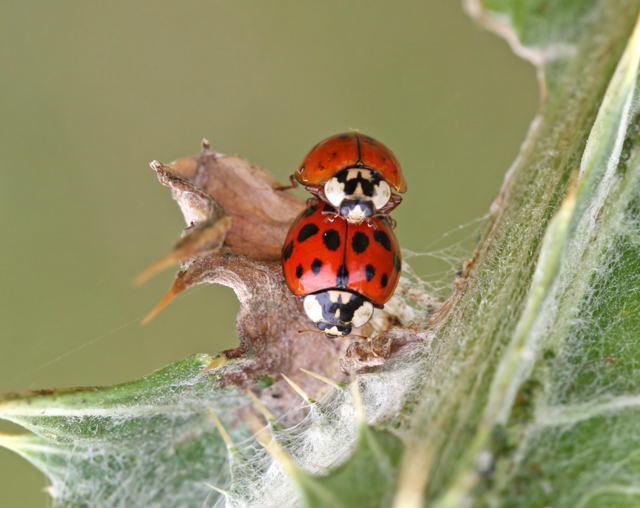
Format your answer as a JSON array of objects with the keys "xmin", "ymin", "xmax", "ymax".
[{"xmin": 0, "ymin": 1, "xmax": 535, "ymax": 505}]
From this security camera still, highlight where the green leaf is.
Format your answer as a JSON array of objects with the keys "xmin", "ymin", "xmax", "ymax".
[
  {"xmin": 496, "ymin": 97, "xmax": 640, "ymax": 505},
  {"xmin": 288, "ymin": 385, "xmax": 404, "ymax": 508},
  {"xmin": 296, "ymin": 426, "xmax": 403, "ymax": 508},
  {"xmin": 0, "ymin": 355, "xmax": 251, "ymax": 506},
  {"xmin": 393, "ymin": 2, "xmax": 640, "ymax": 507}
]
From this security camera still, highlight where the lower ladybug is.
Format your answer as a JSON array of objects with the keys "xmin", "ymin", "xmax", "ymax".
[{"xmin": 282, "ymin": 200, "xmax": 402, "ymax": 337}]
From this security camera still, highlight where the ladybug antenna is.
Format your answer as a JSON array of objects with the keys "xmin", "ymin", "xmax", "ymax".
[
  {"xmin": 346, "ymin": 333, "xmax": 369, "ymax": 340},
  {"xmin": 297, "ymin": 328, "xmax": 326, "ymax": 335},
  {"xmin": 297, "ymin": 329, "xmax": 369, "ymax": 340}
]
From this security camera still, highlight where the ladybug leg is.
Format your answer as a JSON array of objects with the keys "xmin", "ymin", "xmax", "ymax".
[
  {"xmin": 313, "ymin": 186, "xmax": 327, "ymax": 200},
  {"xmin": 305, "ymin": 186, "xmax": 326, "ymax": 200},
  {"xmin": 379, "ymin": 193, "xmax": 402, "ymax": 214},
  {"xmin": 273, "ymin": 174, "xmax": 299, "ymax": 191},
  {"xmin": 366, "ymin": 193, "xmax": 401, "ymax": 228},
  {"xmin": 303, "ymin": 191, "xmax": 323, "ymax": 206},
  {"xmin": 369, "ymin": 213, "xmax": 397, "ymax": 229},
  {"xmin": 311, "ymin": 187, "xmax": 340, "ymax": 222},
  {"xmin": 321, "ymin": 209, "xmax": 340, "ymax": 222}
]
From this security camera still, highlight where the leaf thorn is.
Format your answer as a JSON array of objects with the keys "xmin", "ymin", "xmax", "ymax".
[
  {"xmin": 299, "ymin": 368, "xmax": 345, "ymax": 391},
  {"xmin": 244, "ymin": 411, "xmax": 300, "ymax": 478},
  {"xmin": 203, "ymin": 482, "xmax": 229, "ymax": 496},
  {"xmin": 140, "ymin": 283, "xmax": 182, "ymax": 325},
  {"xmin": 280, "ymin": 373, "xmax": 315, "ymax": 404},
  {"xmin": 245, "ymin": 389, "xmax": 279, "ymax": 428},
  {"xmin": 208, "ymin": 408, "xmax": 237, "ymax": 453},
  {"xmin": 350, "ymin": 380, "xmax": 366, "ymax": 423}
]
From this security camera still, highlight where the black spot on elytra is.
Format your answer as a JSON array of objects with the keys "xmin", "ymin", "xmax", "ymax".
[
  {"xmin": 323, "ymin": 229, "xmax": 341, "ymax": 251},
  {"xmin": 331, "ymin": 151, "xmax": 337, "ymax": 158},
  {"xmin": 393, "ymin": 251, "xmax": 401, "ymax": 272},
  {"xmin": 336, "ymin": 264, "xmax": 349, "ymax": 286},
  {"xmin": 303, "ymin": 204, "xmax": 318, "ymax": 217},
  {"xmin": 311, "ymin": 258, "xmax": 323, "ymax": 275},
  {"xmin": 381, "ymin": 273, "xmax": 388, "ymax": 288},
  {"xmin": 365, "ymin": 264, "xmax": 375, "ymax": 281},
  {"xmin": 296, "ymin": 264, "xmax": 303, "ymax": 278},
  {"xmin": 282, "ymin": 241, "xmax": 294, "ymax": 261},
  {"xmin": 298, "ymin": 223, "xmax": 319, "ymax": 242},
  {"xmin": 373, "ymin": 230, "xmax": 392, "ymax": 251},
  {"xmin": 351, "ymin": 232, "xmax": 369, "ymax": 253}
]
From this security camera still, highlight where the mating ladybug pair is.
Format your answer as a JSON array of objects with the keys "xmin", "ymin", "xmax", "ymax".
[{"xmin": 281, "ymin": 132, "xmax": 406, "ymax": 337}]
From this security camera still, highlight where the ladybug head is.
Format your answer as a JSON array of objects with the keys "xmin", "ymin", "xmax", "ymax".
[
  {"xmin": 339, "ymin": 199, "xmax": 373, "ymax": 224},
  {"xmin": 303, "ymin": 290, "xmax": 374, "ymax": 337},
  {"xmin": 317, "ymin": 321, "xmax": 352, "ymax": 337},
  {"xmin": 323, "ymin": 168, "xmax": 391, "ymax": 224}
]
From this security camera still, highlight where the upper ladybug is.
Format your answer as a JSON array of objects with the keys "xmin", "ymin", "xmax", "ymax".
[{"xmin": 293, "ymin": 132, "xmax": 407, "ymax": 224}]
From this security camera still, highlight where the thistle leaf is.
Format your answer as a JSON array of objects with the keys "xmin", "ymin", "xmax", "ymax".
[
  {"xmin": 0, "ymin": 355, "xmax": 251, "ymax": 507},
  {"xmin": 394, "ymin": 1, "xmax": 640, "ymax": 506},
  {"xmin": 3, "ymin": 2, "xmax": 640, "ymax": 507}
]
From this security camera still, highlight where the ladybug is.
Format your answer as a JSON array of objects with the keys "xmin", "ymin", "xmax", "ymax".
[
  {"xmin": 291, "ymin": 132, "xmax": 407, "ymax": 224},
  {"xmin": 282, "ymin": 200, "xmax": 402, "ymax": 337}
]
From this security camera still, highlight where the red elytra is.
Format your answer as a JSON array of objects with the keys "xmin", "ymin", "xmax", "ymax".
[
  {"xmin": 281, "ymin": 201, "xmax": 401, "ymax": 306},
  {"xmin": 295, "ymin": 132, "xmax": 407, "ymax": 193}
]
